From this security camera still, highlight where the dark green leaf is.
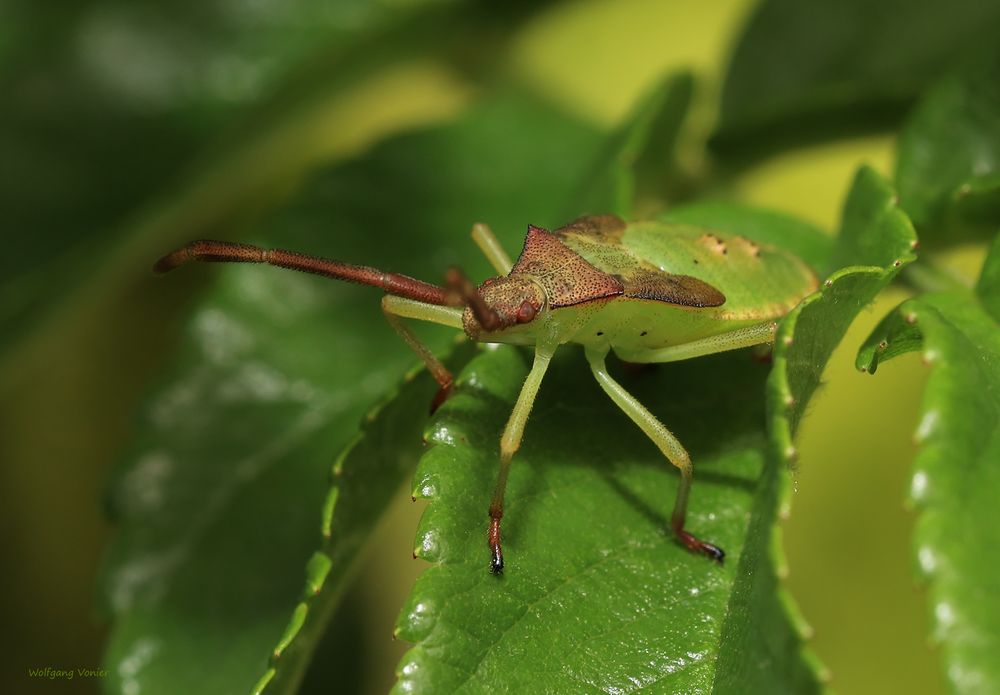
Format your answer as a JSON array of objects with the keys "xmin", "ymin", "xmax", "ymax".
[
  {"xmin": 712, "ymin": 0, "xmax": 1000, "ymax": 158},
  {"xmin": 0, "ymin": 1, "xmax": 555, "ymax": 361},
  {"xmin": 100, "ymin": 94, "xmax": 604, "ymax": 695},
  {"xmin": 570, "ymin": 72, "xmax": 694, "ymax": 218},
  {"xmin": 253, "ymin": 344, "xmax": 479, "ymax": 695},
  {"xmin": 99, "ymin": 253, "xmax": 443, "ymax": 695},
  {"xmin": 896, "ymin": 46, "xmax": 1000, "ymax": 240},
  {"xmin": 396, "ymin": 345, "xmax": 810, "ymax": 693},
  {"xmin": 1, "ymin": 0, "xmax": 420, "ymax": 353},
  {"xmin": 952, "ymin": 173, "xmax": 1000, "ymax": 231},
  {"xmin": 856, "ymin": 237, "xmax": 1000, "ymax": 693},
  {"xmin": 977, "ymin": 234, "xmax": 1000, "ymax": 322}
]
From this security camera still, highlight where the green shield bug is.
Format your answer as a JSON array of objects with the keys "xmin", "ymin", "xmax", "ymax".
[{"xmin": 155, "ymin": 214, "xmax": 818, "ymax": 574}]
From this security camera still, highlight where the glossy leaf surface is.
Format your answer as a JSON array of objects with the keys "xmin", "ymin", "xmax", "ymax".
[
  {"xmin": 396, "ymin": 343, "xmax": 791, "ymax": 693},
  {"xmin": 570, "ymin": 71, "xmax": 693, "ymax": 217}
]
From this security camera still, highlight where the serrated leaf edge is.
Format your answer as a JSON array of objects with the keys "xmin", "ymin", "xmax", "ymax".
[
  {"xmin": 251, "ymin": 361, "xmax": 434, "ymax": 695},
  {"xmin": 745, "ymin": 166, "xmax": 919, "ymax": 691}
]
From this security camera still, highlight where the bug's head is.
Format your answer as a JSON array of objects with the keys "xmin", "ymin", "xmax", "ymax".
[{"xmin": 456, "ymin": 274, "xmax": 546, "ymax": 342}]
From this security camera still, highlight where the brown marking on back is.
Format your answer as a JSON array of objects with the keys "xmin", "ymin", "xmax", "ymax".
[
  {"xmin": 620, "ymin": 270, "xmax": 726, "ymax": 308},
  {"xmin": 698, "ymin": 233, "xmax": 728, "ymax": 256},
  {"xmin": 554, "ymin": 214, "xmax": 627, "ymax": 242},
  {"xmin": 512, "ymin": 225, "xmax": 623, "ymax": 307}
]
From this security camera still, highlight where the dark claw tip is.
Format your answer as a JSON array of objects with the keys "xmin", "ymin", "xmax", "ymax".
[
  {"xmin": 490, "ymin": 548, "xmax": 504, "ymax": 575},
  {"xmin": 676, "ymin": 528, "xmax": 725, "ymax": 564},
  {"xmin": 702, "ymin": 543, "xmax": 725, "ymax": 564}
]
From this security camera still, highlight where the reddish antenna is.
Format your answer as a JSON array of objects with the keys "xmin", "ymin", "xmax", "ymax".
[{"xmin": 154, "ymin": 239, "xmax": 503, "ymax": 328}]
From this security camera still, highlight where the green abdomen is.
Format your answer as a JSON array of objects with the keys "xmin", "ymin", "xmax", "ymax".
[{"xmin": 555, "ymin": 219, "xmax": 818, "ymax": 353}]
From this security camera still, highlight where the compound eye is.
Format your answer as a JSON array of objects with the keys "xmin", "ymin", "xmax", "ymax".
[{"xmin": 516, "ymin": 300, "xmax": 537, "ymax": 323}]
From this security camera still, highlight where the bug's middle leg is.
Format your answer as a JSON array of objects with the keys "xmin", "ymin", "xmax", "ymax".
[
  {"xmin": 584, "ymin": 346, "xmax": 725, "ymax": 563},
  {"xmin": 488, "ymin": 344, "xmax": 556, "ymax": 574}
]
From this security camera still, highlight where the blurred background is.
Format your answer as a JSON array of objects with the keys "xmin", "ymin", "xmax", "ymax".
[{"xmin": 3, "ymin": 0, "xmax": 983, "ymax": 692}]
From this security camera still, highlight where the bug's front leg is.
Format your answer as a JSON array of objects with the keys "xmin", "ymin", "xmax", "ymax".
[
  {"xmin": 381, "ymin": 295, "xmax": 464, "ymax": 412},
  {"xmin": 488, "ymin": 344, "xmax": 556, "ymax": 574},
  {"xmin": 584, "ymin": 346, "xmax": 724, "ymax": 563}
]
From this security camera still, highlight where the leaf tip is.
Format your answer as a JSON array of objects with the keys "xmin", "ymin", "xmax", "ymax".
[
  {"xmin": 320, "ymin": 487, "xmax": 340, "ymax": 538},
  {"xmin": 304, "ymin": 552, "xmax": 332, "ymax": 597},
  {"xmin": 272, "ymin": 602, "xmax": 308, "ymax": 660},
  {"xmin": 395, "ymin": 593, "xmax": 438, "ymax": 647},
  {"xmin": 413, "ymin": 525, "xmax": 442, "ymax": 562}
]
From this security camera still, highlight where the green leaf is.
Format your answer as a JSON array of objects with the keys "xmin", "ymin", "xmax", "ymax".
[
  {"xmin": 711, "ymin": 0, "xmax": 1000, "ymax": 157},
  {"xmin": 0, "ymin": 0, "xmax": 419, "ymax": 354},
  {"xmin": 100, "ymin": 93, "xmax": 605, "ymax": 695},
  {"xmin": 393, "ymin": 172, "xmax": 914, "ymax": 692},
  {"xmin": 396, "ymin": 345, "xmax": 801, "ymax": 693},
  {"xmin": 856, "ymin": 237, "xmax": 1000, "ymax": 693},
  {"xmin": 829, "ymin": 165, "xmax": 919, "ymax": 274},
  {"xmin": 896, "ymin": 46, "xmax": 1000, "ymax": 240},
  {"xmin": 854, "ymin": 308, "xmax": 924, "ymax": 375},
  {"xmin": 779, "ymin": 166, "xmax": 917, "ymax": 435},
  {"xmin": 858, "ymin": 240, "xmax": 1000, "ymax": 693},
  {"xmin": 256, "ymin": 75, "xmax": 700, "ymax": 691},
  {"xmin": 570, "ymin": 71, "xmax": 694, "ymax": 217},
  {"xmin": 713, "ymin": 166, "xmax": 916, "ymax": 691},
  {"xmin": 977, "ymin": 235, "xmax": 1000, "ymax": 323},
  {"xmin": 253, "ymin": 344, "xmax": 480, "ymax": 695},
  {"xmin": 99, "ymin": 255, "xmax": 440, "ymax": 695}
]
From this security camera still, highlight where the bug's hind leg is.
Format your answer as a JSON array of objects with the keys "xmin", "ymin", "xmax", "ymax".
[
  {"xmin": 488, "ymin": 344, "xmax": 556, "ymax": 574},
  {"xmin": 623, "ymin": 321, "xmax": 777, "ymax": 364},
  {"xmin": 584, "ymin": 346, "xmax": 724, "ymax": 563}
]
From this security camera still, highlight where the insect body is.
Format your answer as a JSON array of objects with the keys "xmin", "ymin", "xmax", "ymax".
[{"xmin": 155, "ymin": 214, "xmax": 818, "ymax": 574}]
